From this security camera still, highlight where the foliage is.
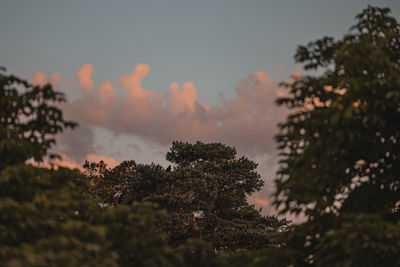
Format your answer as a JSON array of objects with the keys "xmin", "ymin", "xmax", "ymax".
[
  {"xmin": 0, "ymin": 164, "xmax": 118, "ymax": 266},
  {"xmin": 0, "ymin": 164, "xmax": 218, "ymax": 267},
  {"xmin": 85, "ymin": 141, "xmax": 289, "ymax": 252},
  {"xmin": 0, "ymin": 68, "xmax": 77, "ymax": 171},
  {"xmin": 102, "ymin": 202, "xmax": 176, "ymax": 267},
  {"xmin": 273, "ymin": 6, "xmax": 400, "ymax": 266},
  {"xmin": 84, "ymin": 160, "xmax": 166, "ymax": 207}
]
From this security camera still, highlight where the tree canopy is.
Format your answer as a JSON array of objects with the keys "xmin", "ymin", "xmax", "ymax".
[
  {"xmin": 270, "ymin": 6, "xmax": 400, "ymax": 266},
  {"xmin": 0, "ymin": 165, "xmax": 118, "ymax": 266},
  {"xmin": 85, "ymin": 141, "xmax": 288, "ymax": 252}
]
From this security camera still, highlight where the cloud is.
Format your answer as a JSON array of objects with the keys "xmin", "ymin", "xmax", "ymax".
[
  {"xmin": 61, "ymin": 63, "xmax": 287, "ymax": 157},
  {"xmin": 98, "ymin": 80, "xmax": 117, "ymax": 105},
  {"xmin": 41, "ymin": 153, "xmax": 119, "ymax": 170},
  {"xmin": 211, "ymin": 70, "xmax": 284, "ymax": 156},
  {"xmin": 48, "ymin": 72, "xmax": 61, "ymax": 89},
  {"xmin": 86, "ymin": 154, "xmax": 119, "ymax": 168},
  {"xmin": 254, "ymin": 198, "xmax": 269, "ymax": 206},
  {"xmin": 29, "ymin": 153, "xmax": 80, "ymax": 170},
  {"xmin": 54, "ymin": 125, "xmax": 97, "ymax": 163},
  {"xmin": 44, "ymin": 63, "xmax": 287, "ymax": 159},
  {"xmin": 54, "ymin": 154, "xmax": 81, "ymax": 169},
  {"xmin": 290, "ymin": 70, "xmax": 303, "ymax": 80},
  {"xmin": 32, "ymin": 72, "xmax": 46, "ymax": 87},
  {"xmin": 76, "ymin": 63, "xmax": 95, "ymax": 91},
  {"xmin": 32, "ymin": 72, "xmax": 61, "ymax": 89},
  {"xmin": 119, "ymin": 63, "xmax": 153, "ymax": 99},
  {"xmin": 167, "ymin": 81, "xmax": 210, "ymax": 114}
]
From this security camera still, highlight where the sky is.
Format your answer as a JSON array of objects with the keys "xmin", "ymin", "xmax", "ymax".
[{"xmin": 1, "ymin": 0, "xmax": 399, "ymax": 215}]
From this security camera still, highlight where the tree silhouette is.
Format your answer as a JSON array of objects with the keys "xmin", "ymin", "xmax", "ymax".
[
  {"xmin": 85, "ymin": 141, "xmax": 289, "ymax": 252},
  {"xmin": 268, "ymin": 6, "xmax": 400, "ymax": 266},
  {"xmin": 0, "ymin": 68, "xmax": 77, "ymax": 171}
]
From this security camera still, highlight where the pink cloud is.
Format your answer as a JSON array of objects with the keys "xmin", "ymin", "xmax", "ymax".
[
  {"xmin": 255, "ymin": 71, "xmax": 270, "ymax": 83},
  {"xmin": 29, "ymin": 153, "xmax": 81, "ymax": 170},
  {"xmin": 48, "ymin": 72, "xmax": 61, "ymax": 89},
  {"xmin": 290, "ymin": 70, "xmax": 303, "ymax": 80},
  {"xmin": 32, "ymin": 72, "xmax": 46, "ymax": 87},
  {"xmin": 118, "ymin": 63, "xmax": 158, "ymax": 100},
  {"xmin": 86, "ymin": 154, "xmax": 119, "ymax": 168},
  {"xmin": 276, "ymin": 90, "xmax": 286, "ymax": 98},
  {"xmin": 254, "ymin": 198, "xmax": 270, "ymax": 206},
  {"xmin": 76, "ymin": 63, "xmax": 95, "ymax": 91},
  {"xmin": 32, "ymin": 72, "xmax": 61, "ymax": 89},
  {"xmin": 51, "ymin": 64, "xmax": 286, "ymax": 157},
  {"xmin": 167, "ymin": 81, "xmax": 210, "ymax": 114},
  {"xmin": 247, "ymin": 193, "xmax": 274, "ymax": 214},
  {"xmin": 66, "ymin": 95, "xmax": 107, "ymax": 125},
  {"xmin": 40, "ymin": 153, "xmax": 119, "ymax": 170},
  {"xmin": 55, "ymin": 154, "xmax": 81, "ymax": 169},
  {"xmin": 97, "ymin": 80, "xmax": 117, "ymax": 105},
  {"xmin": 212, "ymin": 71, "xmax": 284, "ymax": 155}
]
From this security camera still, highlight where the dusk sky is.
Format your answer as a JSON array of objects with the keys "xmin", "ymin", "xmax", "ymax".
[{"xmin": 1, "ymin": 0, "xmax": 399, "ymax": 213}]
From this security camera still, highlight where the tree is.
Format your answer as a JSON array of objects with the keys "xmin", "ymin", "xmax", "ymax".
[
  {"xmin": 161, "ymin": 141, "xmax": 288, "ymax": 251},
  {"xmin": 0, "ymin": 67, "xmax": 76, "ymax": 171},
  {"xmin": 271, "ymin": 6, "xmax": 400, "ymax": 266},
  {"xmin": 86, "ymin": 141, "xmax": 288, "ymax": 252},
  {"xmin": 84, "ymin": 160, "xmax": 166, "ymax": 207},
  {"xmin": 102, "ymin": 202, "xmax": 177, "ymax": 267},
  {"xmin": 0, "ymin": 165, "xmax": 119, "ymax": 266}
]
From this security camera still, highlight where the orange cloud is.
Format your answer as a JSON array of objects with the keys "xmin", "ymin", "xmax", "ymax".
[{"xmin": 77, "ymin": 63, "xmax": 95, "ymax": 91}]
